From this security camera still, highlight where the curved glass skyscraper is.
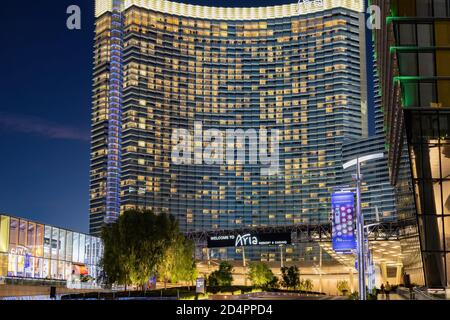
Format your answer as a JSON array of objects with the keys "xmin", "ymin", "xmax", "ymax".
[{"xmin": 90, "ymin": 0, "xmax": 368, "ymax": 260}]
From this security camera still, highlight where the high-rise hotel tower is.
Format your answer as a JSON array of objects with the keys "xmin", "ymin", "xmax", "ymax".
[{"xmin": 90, "ymin": 0, "xmax": 368, "ymax": 248}]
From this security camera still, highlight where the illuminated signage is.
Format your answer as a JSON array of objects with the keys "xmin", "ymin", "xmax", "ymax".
[
  {"xmin": 207, "ymin": 232, "xmax": 291, "ymax": 248},
  {"xmin": 9, "ymin": 246, "xmax": 28, "ymax": 256},
  {"xmin": 196, "ymin": 278, "xmax": 206, "ymax": 294},
  {"xmin": 331, "ymin": 192, "xmax": 357, "ymax": 253}
]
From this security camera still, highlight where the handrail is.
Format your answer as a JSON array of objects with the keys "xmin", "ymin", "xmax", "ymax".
[{"xmin": 413, "ymin": 287, "xmax": 443, "ymax": 300}]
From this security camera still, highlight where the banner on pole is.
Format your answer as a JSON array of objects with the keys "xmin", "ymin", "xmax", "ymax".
[{"xmin": 331, "ymin": 192, "xmax": 356, "ymax": 253}]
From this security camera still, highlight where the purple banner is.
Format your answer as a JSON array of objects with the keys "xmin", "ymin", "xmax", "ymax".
[{"xmin": 332, "ymin": 192, "xmax": 356, "ymax": 253}]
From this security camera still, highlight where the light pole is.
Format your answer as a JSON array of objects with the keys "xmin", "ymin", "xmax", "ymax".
[
  {"xmin": 280, "ymin": 245, "xmax": 284, "ymax": 269},
  {"xmin": 343, "ymin": 153, "xmax": 384, "ymax": 300}
]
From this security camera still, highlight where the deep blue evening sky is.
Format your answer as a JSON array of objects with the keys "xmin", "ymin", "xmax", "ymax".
[{"xmin": 0, "ymin": 0, "xmax": 373, "ymax": 233}]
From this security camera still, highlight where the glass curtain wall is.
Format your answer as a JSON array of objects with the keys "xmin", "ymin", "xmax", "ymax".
[{"xmin": 0, "ymin": 215, "xmax": 102, "ymax": 283}]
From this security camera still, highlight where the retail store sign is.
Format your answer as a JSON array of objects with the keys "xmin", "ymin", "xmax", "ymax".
[
  {"xmin": 207, "ymin": 232, "xmax": 291, "ymax": 248},
  {"xmin": 9, "ymin": 246, "xmax": 28, "ymax": 256}
]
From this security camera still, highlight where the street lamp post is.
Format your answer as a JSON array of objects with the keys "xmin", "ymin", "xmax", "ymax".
[
  {"xmin": 343, "ymin": 153, "xmax": 384, "ymax": 301},
  {"xmin": 280, "ymin": 245, "xmax": 284, "ymax": 269},
  {"xmin": 355, "ymin": 158, "xmax": 366, "ymax": 301}
]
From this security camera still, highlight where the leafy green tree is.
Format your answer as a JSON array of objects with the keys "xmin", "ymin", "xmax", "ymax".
[
  {"xmin": 208, "ymin": 262, "xmax": 234, "ymax": 287},
  {"xmin": 101, "ymin": 209, "xmax": 178, "ymax": 289},
  {"xmin": 280, "ymin": 266, "xmax": 300, "ymax": 290},
  {"xmin": 157, "ymin": 234, "xmax": 198, "ymax": 289},
  {"xmin": 300, "ymin": 278, "xmax": 314, "ymax": 292},
  {"xmin": 247, "ymin": 262, "xmax": 277, "ymax": 289},
  {"xmin": 101, "ymin": 222, "xmax": 131, "ymax": 288}
]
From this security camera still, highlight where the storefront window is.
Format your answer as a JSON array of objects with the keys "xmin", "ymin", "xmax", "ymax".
[
  {"xmin": 65, "ymin": 261, "xmax": 72, "ymax": 280},
  {"xmin": 44, "ymin": 226, "xmax": 51, "ymax": 259},
  {"xmin": 18, "ymin": 220, "xmax": 26, "ymax": 247},
  {"xmin": 73, "ymin": 233, "xmax": 79, "ymax": 263},
  {"xmin": 26, "ymin": 222, "xmax": 35, "ymax": 252},
  {"xmin": 25, "ymin": 256, "xmax": 33, "ymax": 278},
  {"xmin": 9, "ymin": 218, "xmax": 18, "ymax": 246},
  {"xmin": 58, "ymin": 260, "xmax": 65, "ymax": 279},
  {"xmin": 51, "ymin": 259, "xmax": 57, "ymax": 279},
  {"xmin": 35, "ymin": 224, "xmax": 43, "ymax": 257},
  {"xmin": 59, "ymin": 229, "xmax": 66, "ymax": 261},
  {"xmin": 8, "ymin": 254, "xmax": 17, "ymax": 276},
  {"xmin": 79, "ymin": 234, "xmax": 86, "ymax": 264},
  {"xmin": 17, "ymin": 255, "xmax": 25, "ymax": 277},
  {"xmin": 85, "ymin": 236, "xmax": 91, "ymax": 265},
  {"xmin": 42, "ymin": 259, "xmax": 49, "ymax": 279},
  {"xmin": 0, "ymin": 216, "xmax": 10, "ymax": 253},
  {"xmin": 34, "ymin": 257, "xmax": 42, "ymax": 278},
  {"xmin": 0, "ymin": 253, "xmax": 8, "ymax": 277},
  {"xmin": 66, "ymin": 231, "xmax": 73, "ymax": 261},
  {"xmin": 51, "ymin": 228, "xmax": 59, "ymax": 259}
]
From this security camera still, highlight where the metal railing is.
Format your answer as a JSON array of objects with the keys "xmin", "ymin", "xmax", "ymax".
[{"xmin": 398, "ymin": 286, "xmax": 445, "ymax": 300}]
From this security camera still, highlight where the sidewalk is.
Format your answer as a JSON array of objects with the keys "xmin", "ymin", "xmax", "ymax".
[{"xmin": 378, "ymin": 293, "xmax": 407, "ymax": 300}]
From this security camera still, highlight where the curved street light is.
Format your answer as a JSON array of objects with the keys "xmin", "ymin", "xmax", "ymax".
[{"xmin": 342, "ymin": 153, "xmax": 384, "ymax": 300}]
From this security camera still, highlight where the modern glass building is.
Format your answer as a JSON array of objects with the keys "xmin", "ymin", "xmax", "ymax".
[
  {"xmin": 90, "ymin": 0, "xmax": 390, "ymax": 263},
  {"xmin": 374, "ymin": 0, "xmax": 450, "ymax": 288},
  {"xmin": 91, "ymin": 0, "xmax": 367, "ymax": 233},
  {"xmin": 0, "ymin": 214, "xmax": 103, "ymax": 285}
]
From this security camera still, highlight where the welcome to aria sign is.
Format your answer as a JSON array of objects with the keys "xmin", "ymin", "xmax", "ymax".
[{"xmin": 207, "ymin": 232, "xmax": 292, "ymax": 248}]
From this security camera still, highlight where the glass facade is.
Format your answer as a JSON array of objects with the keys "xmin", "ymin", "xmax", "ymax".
[
  {"xmin": 90, "ymin": 0, "xmax": 371, "ymax": 261},
  {"xmin": 374, "ymin": 0, "xmax": 450, "ymax": 287},
  {"xmin": 0, "ymin": 215, "xmax": 103, "ymax": 285},
  {"xmin": 91, "ymin": 0, "xmax": 367, "ymax": 227}
]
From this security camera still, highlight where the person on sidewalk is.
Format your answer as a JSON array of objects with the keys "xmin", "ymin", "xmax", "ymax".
[
  {"xmin": 380, "ymin": 283, "xmax": 385, "ymax": 299},
  {"xmin": 385, "ymin": 282, "xmax": 391, "ymax": 300}
]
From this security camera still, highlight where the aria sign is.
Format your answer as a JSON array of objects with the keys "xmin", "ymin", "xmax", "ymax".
[{"xmin": 207, "ymin": 232, "xmax": 291, "ymax": 248}]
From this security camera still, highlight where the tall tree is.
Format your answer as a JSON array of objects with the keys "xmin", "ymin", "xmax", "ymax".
[
  {"xmin": 280, "ymin": 266, "xmax": 300, "ymax": 290},
  {"xmin": 157, "ymin": 234, "xmax": 198, "ymax": 289},
  {"xmin": 101, "ymin": 209, "xmax": 178, "ymax": 288},
  {"xmin": 247, "ymin": 262, "xmax": 277, "ymax": 289},
  {"xmin": 208, "ymin": 261, "xmax": 234, "ymax": 287}
]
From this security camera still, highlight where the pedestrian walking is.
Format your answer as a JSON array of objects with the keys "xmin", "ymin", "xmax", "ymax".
[{"xmin": 385, "ymin": 282, "xmax": 391, "ymax": 300}]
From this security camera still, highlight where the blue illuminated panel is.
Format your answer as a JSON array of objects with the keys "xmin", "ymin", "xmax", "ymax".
[
  {"xmin": 331, "ymin": 192, "xmax": 357, "ymax": 253},
  {"xmin": 105, "ymin": 0, "xmax": 123, "ymax": 224}
]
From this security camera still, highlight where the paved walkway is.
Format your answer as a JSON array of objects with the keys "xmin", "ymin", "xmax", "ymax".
[{"xmin": 377, "ymin": 293, "xmax": 407, "ymax": 300}]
